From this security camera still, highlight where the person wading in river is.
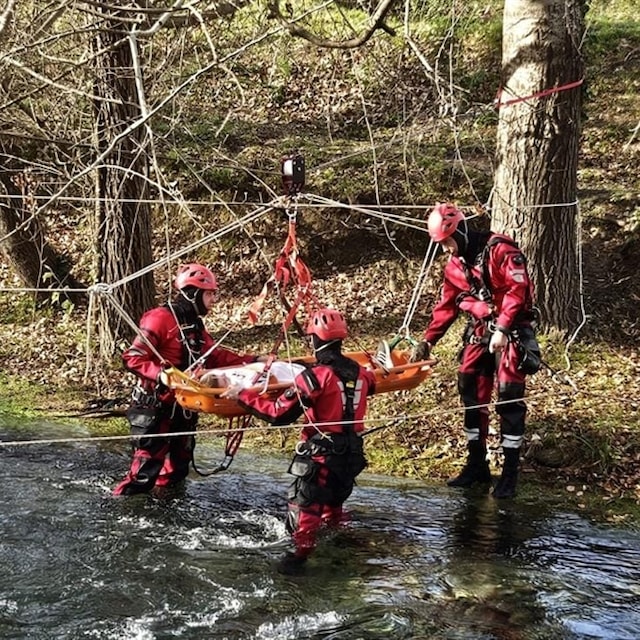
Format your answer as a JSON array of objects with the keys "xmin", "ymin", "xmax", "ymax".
[
  {"xmin": 223, "ymin": 307, "xmax": 376, "ymax": 574},
  {"xmin": 113, "ymin": 263, "xmax": 261, "ymax": 497},
  {"xmin": 412, "ymin": 203, "xmax": 540, "ymax": 499}
]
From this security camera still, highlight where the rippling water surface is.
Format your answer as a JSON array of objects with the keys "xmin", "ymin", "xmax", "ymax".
[{"xmin": 1, "ymin": 417, "xmax": 639, "ymax": 639}]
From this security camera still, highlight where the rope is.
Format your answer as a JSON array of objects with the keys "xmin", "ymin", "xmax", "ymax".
[
  {"xmin": 0, "ymin": 386, "xmax": 585, "ymax": 449},
  {"xmin": 110, "ymin": 200, "xmax": 279, "ymax": 290},
  {"xmin": 398, "ymin": 240, "xmax": 439, "ymax": 336},
  {"xmin": 494, "ymin": 78, "xmax": 584, "ymax": 109},
  {"xmin": 0, "ymin": 197, "xmax": 584, "ymax": 298},
  {"xmin": 0, "ymin": 194, "xmax": 589, "ymax": 383},
  {"xmin": 191, "ymin": 414, "xmax": 253, "ymax": 476},
  {"xmin": 0, "ymin": 193, "xmax": 482, "ymax": 209},
  {"xmin": 0, "ymin": 199, "xmax": 278, "ymax": 294},
  {"xmin": 0, "ymin": 193, "xmax": 588, "ymax": 377},
  {"xmin": 563, "ymin": 200, "xmax": 588, "ymax": 368},
  {"xmin": 304, "ymin": 193, "xmax": 430, "ymax": 233},
  {"xmin": 92, "ymin": 285, "xmax": 166, "ymax": 364}
]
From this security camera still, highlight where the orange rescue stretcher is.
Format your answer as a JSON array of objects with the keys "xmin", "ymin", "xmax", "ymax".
[{"xmin": 166, "ymin": 350, "xmax": 435, "ymax": 418}]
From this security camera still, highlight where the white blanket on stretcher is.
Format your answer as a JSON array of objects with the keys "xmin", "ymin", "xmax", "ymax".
[{"xmin": 199, "ymin": 361, "xmax": 306, "ymax": 389}]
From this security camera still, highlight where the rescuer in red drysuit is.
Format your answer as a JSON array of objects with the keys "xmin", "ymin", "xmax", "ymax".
[
  {"xmin": 413, "ymin": 203, "xmax": 540, "ymax": 499},
  {"xmin": 223, "ymin": 307, "xmax": 377, "ymax": 574},
  {"xmin": 113, "ymin": 263, "xmax": 259, "ymax": 497}
]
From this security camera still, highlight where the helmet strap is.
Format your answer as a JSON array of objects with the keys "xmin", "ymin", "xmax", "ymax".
[
  {"xmin": 311, "ymin": 335, "xmax": 341, "ymax": 354},
  {"xmin": 179, "ymin": 288, "xmax": 196, "ymax": 303},
  {"xmin": 453, "ymin": 219, "xmax": 469, "ymax": 254},
  {"xmin": 179, "ymin": 287, "xmax": 206, "ymax": 316}
]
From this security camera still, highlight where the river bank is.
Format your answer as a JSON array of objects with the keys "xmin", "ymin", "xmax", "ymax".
[{"xmin": 1, "ymin": 328, "xmax": 638, "ymax": 524}]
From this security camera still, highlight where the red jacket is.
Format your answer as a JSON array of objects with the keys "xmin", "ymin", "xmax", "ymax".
[
  {"xmin": 123, "ymin": 305, "xmax": 255, "ymax": 401},
  {"xmin": 237, "ymin": 363, "xmax": 376, "ymax": 438},
  {"xmin": 425, "ymin": 233, "xmax": 534, "ymax": 345}
]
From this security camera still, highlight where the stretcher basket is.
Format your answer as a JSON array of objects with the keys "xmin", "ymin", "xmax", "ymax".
[{"xmin": 166, "ymin": 350, "xmax": 434, "ymax": 418}]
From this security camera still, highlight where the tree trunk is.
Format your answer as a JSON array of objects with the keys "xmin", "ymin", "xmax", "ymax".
[
  {"xmin": 492, "ymin": 0, "xmax": 585, "ymax": 335},
  {"xmin": 92, "ymin": 12, "xmax": 155, "ymax": 362},
  {"xmin": 0, "ymin": 168, "xmax": 84, "ymax": 305}
]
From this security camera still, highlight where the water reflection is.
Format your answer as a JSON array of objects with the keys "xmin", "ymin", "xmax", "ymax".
[{"xmin": 0, "ymin": 419, "xmax": 639, "ymax": 639}]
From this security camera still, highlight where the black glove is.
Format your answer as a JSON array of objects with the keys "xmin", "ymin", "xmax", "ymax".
[{"xmin": 412, "ymin": 340, "xmax": 431, "ymax": 362}]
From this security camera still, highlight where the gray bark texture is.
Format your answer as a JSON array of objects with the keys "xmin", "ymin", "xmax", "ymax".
[
  {"xmin": 493, "ymin": 0, "xmax": 585, "ymax": 334},
  {"xmin": 92, "ymin": 12, "xmax": 155, "ymax": 361}
]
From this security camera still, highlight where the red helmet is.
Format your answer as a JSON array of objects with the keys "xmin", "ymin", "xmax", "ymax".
[
  {"xmin": 173, "ymin": 263, "xmax": 218, "ymax": 291},
  {"xmin": 427, "ymin": 203, "xmax": 465, "ymax": 242},
  {"xmin": 306, "ymin": 307, "xmax": 348, "ymax": 341}
]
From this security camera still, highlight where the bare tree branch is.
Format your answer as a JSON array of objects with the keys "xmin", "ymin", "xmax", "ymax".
[
  {"xmin": 624, "ymin": 120, "xmax": 640, "ymax": 151},
  {"xmin": 267, "ymin": 0, "xmax": 397, "ymax": 48},
  {"xmin": 78, "ymin": 0, "xmax": 251, "ymax": 27},
  {"xmin": 0, "ymin": 0, "xmax": 17, "ymax": 38}
]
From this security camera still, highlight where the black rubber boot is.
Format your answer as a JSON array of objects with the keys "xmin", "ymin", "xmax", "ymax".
[
  {"xmin": 447, "ymin": 440, "xmax": 492, "ymax": 488},
  {"xmin": 492, "ymin": 448, "xmax": 520, "ymax": 499},
  {"xmin": 276, "ymin": 552, "xmax": 307, "ymax": 576}
]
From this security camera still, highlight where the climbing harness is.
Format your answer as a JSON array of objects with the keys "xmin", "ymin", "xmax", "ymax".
[
  {"xmin": 168, "ymin": 302, "xmax": 205, "ymax": 370},
  {"xmin": 184, "ymin": 329, "xmax": 233, "ymax": 374},
  {"xmin": 457, "ymin": 235, "xmax": 543, "ymax": 371}
]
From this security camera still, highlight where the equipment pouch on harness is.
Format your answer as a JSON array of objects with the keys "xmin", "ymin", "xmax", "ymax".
[
  {"xmin": 514, "ymin": 326, "xmax": 542, "ymax": 375},
  {"xmin": 347, "ymin": 433, "xmax": 367, "ymax": 477},
  {"xmin": 126, "ymin": 406, "xmax": 160, "ymax": 429},
  {"xmin": 126, "ymin": 405, "xmax": 163, "ymax": 448},
  {"xmin": 287, "ymin": 454, "xmax": 331, "ymax": 506},
  {"xmin": 288, "ymin": 454, "xmax": 317, "ymax": 480},
  {"xmin": 126, "ymin": 384, "xmax": 168, "ymax": 445}
]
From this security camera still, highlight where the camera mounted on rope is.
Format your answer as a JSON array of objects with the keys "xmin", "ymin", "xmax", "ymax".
[{"xmin": 281, "ymin": 152, "xmax": 305, "ymax": 196}]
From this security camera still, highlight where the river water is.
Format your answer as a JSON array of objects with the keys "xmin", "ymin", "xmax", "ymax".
[{"xmin": 1, "ymin": 417, "xmax": 639, "ymax": 640}]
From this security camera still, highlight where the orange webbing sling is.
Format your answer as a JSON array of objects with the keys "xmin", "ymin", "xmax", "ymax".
[{"xmin": 248, "ymin": 209, "xmax": 318, "ymax": 368}]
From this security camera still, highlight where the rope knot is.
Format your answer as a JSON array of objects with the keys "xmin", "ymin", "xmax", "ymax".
[{"xmin": 89, "ymin": 282, "xmax": 114, "ymax": 296}]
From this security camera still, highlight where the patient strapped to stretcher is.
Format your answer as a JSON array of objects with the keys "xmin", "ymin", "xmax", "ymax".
[{"xmin": 198, "ymin": 361, "xmax": 306, "ymax": 390}]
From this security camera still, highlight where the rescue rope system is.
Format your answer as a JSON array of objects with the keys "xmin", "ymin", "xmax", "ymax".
[
  {"xmin": 2, "ymin": 389, "xmax": 574, "ymax": 449},
  {"xmin": 189, "ymin": 155, "xmax": 318, "ymax": 471},
  {"xmin": 168, "ymin": 156, "xmax": 433, "ymax": 383},
  {"xmin": 190, "ymin": 414, "xmax": 252, "ymax": 476},
  {"xmin": 1, "ymin": 152, "xmax": 585, "ymax": 467},
  {"xmin": 162, "ymin": 153, "xmax": 435, "ymax": 471},
  {"xmin": 247, "ymin": 165, "xmax": 317, "ymax": 359},
  {"xmin": 161, "ymin": 153, "xmax": 580, "ymax": 472}
]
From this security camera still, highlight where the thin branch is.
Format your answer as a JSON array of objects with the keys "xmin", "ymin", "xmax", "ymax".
[
  {"xmin": 32, "ymin": 21, "xmax": 284, "ymax": 216},
  {"xmin": 78, "ymin": 0, "xmax": 250, "ymax": 27},
  {"xmin": 32, "ymin": 1, "xmax": 69, "ymax": 38},
  {"xmin": 624, "ymin": 120, "xmax": 640, "ymax": 151},
  {"xmin": 0, "ymin": 0, "xmax": 17, "ymax": 37},
  {"xmin": 267, "ymin": 0, "xmax": 397, "ymax": 48}
]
